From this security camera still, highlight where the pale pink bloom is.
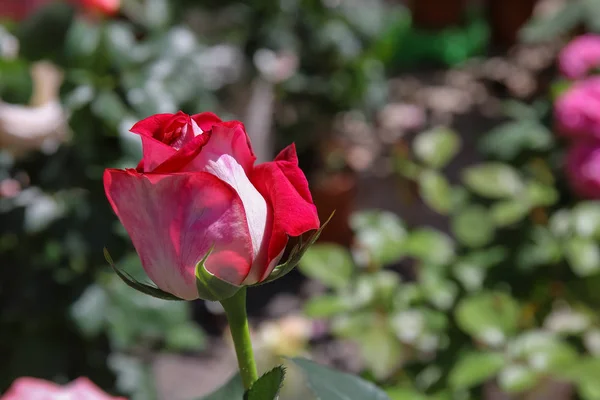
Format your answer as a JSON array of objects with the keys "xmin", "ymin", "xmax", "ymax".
[
  {"xmin": 559, "ymin": 34, "xmax": 600, "ymax": 79},
  {"xmin": 1, "ymin": 377, "xmax": 125, "ymax": 400}
]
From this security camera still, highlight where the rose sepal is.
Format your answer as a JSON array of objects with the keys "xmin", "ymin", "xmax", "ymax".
[
  {"xmin": 254, "ymin": 212, "xmax": 334, "ymax": 286},
  {"xmin": 195, "ymin": 246, "xmax": 242, "ymax": 302},
  {"xmin": 103, "ymin": 248, "xmax": 184, "ymax": 301}
]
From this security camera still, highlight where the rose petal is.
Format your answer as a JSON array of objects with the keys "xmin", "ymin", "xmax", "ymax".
[
  {"xmin": 104, "ymin": 169, "xmax": 254, "ymax": 298},
  {"xmin": 250, "ymin": 144, "xmax": 320, "ymax": 282}
]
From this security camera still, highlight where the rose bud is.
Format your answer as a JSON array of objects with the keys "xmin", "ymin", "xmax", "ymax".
[
  {"xmin": 1, "ymin": 377, "xmax": 125, "ymax": 400},
  {"xmin": 104, "ymin": 112, "xmax": 320, "ymax": 300}
]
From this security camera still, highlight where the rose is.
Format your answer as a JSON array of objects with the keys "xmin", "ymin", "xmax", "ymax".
[
  {"xmin": 559, "ymin": 34, "xmax": 600, "ymax": 80},
  {"xmin": 555, "ymin": 77, "xmax": 600, "ymax": 141},
  {"xmin": 565, "ymin": 140, "xmax": 600, "ymax": 199},
  {"xmin": 103, "ymin": 112, "xmax": 320, "ymax": 300},
  {"xmin": 1, "ymin": 377, "xmax": 125, "ymax": 400}
]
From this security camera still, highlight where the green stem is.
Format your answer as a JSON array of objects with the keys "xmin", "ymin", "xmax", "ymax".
[{"xmin": 220, "ymin": 287, "xmax": 258, "ymax": 390}]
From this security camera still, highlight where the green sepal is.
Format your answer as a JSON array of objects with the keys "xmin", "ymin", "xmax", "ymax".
[
  {"xmin": 103, "ymin": 248, "xmax": 183, "ymax": 301},
  {"xmin": 195, "ymin": 247, "xmax": 241, "ymax": 302},
  {"xmin": 256, "ymin": 212, "xmax": 334, "ymax": 286}
]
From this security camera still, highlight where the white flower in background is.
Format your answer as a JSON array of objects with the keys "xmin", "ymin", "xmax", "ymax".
[{"xmin": 0, "ymin": 61, "xmax": 68, "ymax": 157}]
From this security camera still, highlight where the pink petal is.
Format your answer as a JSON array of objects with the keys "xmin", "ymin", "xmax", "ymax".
[
  {"xmin": 168, "ymin": 121, "xmax": 269, "ymax": 284},
  {"xmin": 104, "ymin": 169, "xmax": 254, "ymax": 298},
  {"xmin": 250, "ymin": 144, "xmax": 320, "ymax": 282},
  {"xmin": 65, "ymin": 378, "xmax": 125, "ymax": 400},
  {"xmin": 1, "ymin": 378, "xmax": 61, "ymax": 400}
]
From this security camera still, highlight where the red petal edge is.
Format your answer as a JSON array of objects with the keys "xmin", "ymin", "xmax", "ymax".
[{"xmin": 250, "ymin": 144, "xmax": 320, "ymax": 281}]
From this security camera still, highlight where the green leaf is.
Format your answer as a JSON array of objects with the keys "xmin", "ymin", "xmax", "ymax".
[
  {"xmin": 305, "ymin": 295, "xmax": 353, "ymax": 318},
  {"xmin": 70, "ymin": 284, "xmax": 108, "ymax": 337},
  {"xmin": 413, "ymin": 127, "xmax": 461, "ymax": 169},
  {"xmin": 199, "ymin": 374, "xmax": 244, "ymax": 400},
  {"xmin": 244, "ymin": 366, "xmax": 285, "ymax": 400},
  {"xmin": 357, "ymin": 325, "xmax": 403, "ymax": 380},
  {"xmin": 491, "ymin": 200, "xmax": 530, "ymax": 227},
  {"xmin": 260, "ymin": 213, "xmax": 334, "ymax": 285},
  {"xmin": 92, "ymin": 90, "xmax": 128, "ymax": 129},
  {"xmin": 480, "ymin": 121, "xmax": 553, "ymax": 160},
  {"xmin": 290, "ymin": 357, "xmax": 390, "ymax": 400},
  {"xmin": 419, "ymin": 170, "xmax": 452, "ymax": 214},
  {"xmin": 404, "ymin": 229, "xmax": 455, "ymax": 265},
  {"xmin": 64, "ymin": 18, "xmax": 101, "ymax": 66},
  {"xmin": 104, "ymin": 248, "xmax": 183, "ymax": 301},
  {"xmin": 573, "ymin": 202, "xmax": 600, "ymax": 239},
  {"xmin": 449, "ymin": 352, "xmax": 505, "ymax": 389},
  {"xmin": 566, "ymin": 238, "xmax": 600, "ymax": 277},
  {"xmin": 455, "ymin": 292, "xmax": 520, "ymax": 346},
  {"xmin": 451, "ymin": 205, "xmax": 495, "ymax": 248},
  {"xmin": 386, "ymin": 388, "xmax": 428, "ymax": 400},
  {"xmin": 498, "ymin": 364, "xmax": 539, "ymax": 393},
  {"xmin": 350, "ymin": 210, "xmax": 406, "ymax": 266},
  {"xmin": 462, "ymin": 163, "xmax": 524, "ymax": 199},
  {"xmin": 562, "ymin": 357, "xmax": 600, "ymax": 400},
  {"xmin": 195, "ymin": 248, "xmax": 241, "ymax": 302},
  {"xmin": 508, "ymin": 331, "xmax": 578, "ymax": 374},
  {"xmin": 519, "ymin": 1, "xmax": 584, "ymax": 43},
  {"xmin": 526, "ymin": 182, "xmax": 558, "ymax": 207},
  {"xmin": 165, "ymin": 323, "xmax": 206, "ymax": 351},
  {"xmin": 299, "ymin": 244, "xmax": 354, "ymax": 289}
]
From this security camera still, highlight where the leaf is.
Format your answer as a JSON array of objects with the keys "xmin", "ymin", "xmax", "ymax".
[
  {"xmin": 404, "ymin": 229, "xmax": 455, "ymax": 265},
  {"xmin": 449, "ymin": 352, "xmax": 505, "ymax": 389},
  {"xmin": 419, "ymin": 170, "xmax": 453, "ymax": 214},
  {"xmin": 92, "ymin": 90, "xmax": 128, "ymax": 129},
  {"xmin": 104, "ymin": 248, "xmax": 183, "ymax": 301},
  {"xmin": 304, "ymin": 295, "xmax": 353, "ymax": 318},
  {"xmin": 498, "ymin": 364, "xmax": 539, "ymax": 394},
  {"xmin": 413, "ymin": 127, "xmax": 461, "ymax": 169},
  {"xmin": 260, "ymin": 213, "xmax": 334, "ymax": 285},
  {"xmin": 491, "ymin": 200, "xmax": 530, "ymax": 227},
  {"xmin": 562, "ymin": 357, "xmax": 600, "ymax": 400},
  {"xmin": 199, "ymin": 374, "xmax": 244, "ymax": 400},
  {"xmin": 195, "ymin": 248, "xmax": 241, "ymax": 302},
  {"xmin": 455, "ymin": 292, "xmax": 520, "ymax": 347},
  {"xmin": 573, "ymin": 202, "xmax": 600, "ymax": 239},
  {"xmin": 519, "ymin": 1, "xmax": 584, "ymax": 43},
  {"xmin": 526, "ymin": 182, "xmax": 558, "ymax": 207},
  {"xmin": 290, "ymin": 357, "xmax": 390, "ymax": 400},
  {"xmin": 508, "ymin": 331, "xmax": 578, "ymax": 374},
  {"xmin": 565, "ymin": 238, "xmax": 600, "ymax": 277},
  {"xmin": 70, "ymin": 284, "xmax": 108, "ymax": 337},
  {"xmin": 462, "ymin": 163, "xmax": 524, "ymax": 199},
  {"xmin": 451, "ymin": 205, "xmax": 495, "ymax": 248},
  {"xmin": 357, "ymin": 325, "xmax": 403, "ymax": 380},
  {"xmin": 165, "ymin": 323, "xmax": 206, "ymax": 351},
  {"xmin": 480, "ymin": 121, "xmax": 553, "ymax": 160},
  {"xmin": 244, "ymin": 366, "xmax": 286, "ymax": 400},
  {"xmin": 298, "ymin": 244, "xmax": 354, "ymax": 289},
  {"xmin": 350, "ymin": 210, "xmax": 406, "ymax": 266}
]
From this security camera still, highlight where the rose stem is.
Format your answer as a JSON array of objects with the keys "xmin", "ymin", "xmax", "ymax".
[{"xmin": 220, "ymin": 287, "xmax": 259, "ymax": 390}]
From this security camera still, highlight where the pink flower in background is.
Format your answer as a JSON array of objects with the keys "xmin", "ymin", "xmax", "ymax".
[
  {"xmin": 76, "ymin": 0, "xmax": 119, "ymax": 16},
  {"xmin": 559, "ymin": 34, "xmax": 600, "ymax": 79},
  {"xmin": 555, "ymin": 77, "xmax": 600, "ymax": 141},
  {"xmin": 104, "ymin": 112, "xmax": 320, "ymax": 300},
  {"xmin": 565, "ymin": 141, "xmax": 600, "ymax": 199},
  {"xmin": 0, "ymin": 0, "xmax": 119, "ymax": 20},
  {"xmin": 1, "ymin": 377, "xmax": 125, "ymax": 400},
  {"xmin": 0, "ymin": 0, "xmax": 53, "ymax": 20}
]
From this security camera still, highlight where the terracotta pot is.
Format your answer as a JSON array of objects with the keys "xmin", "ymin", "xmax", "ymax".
[
  {"xmin": 489, "ymin": 0, "xmax": 537, "ymax": 49},
  {"xmin": 311, "ymin": 171, "xmax": 357, "ymax": 247},
  {"xmin": 410, "ymin": 0, "xmax": 467, "ymax": 30}
]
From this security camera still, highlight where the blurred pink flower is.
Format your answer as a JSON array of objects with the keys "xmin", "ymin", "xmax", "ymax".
[
  {"xmin": 0, "ymin": 0, "xmax": 53, "ymax": 20},
  {"xmin": 555, "ymin": 77, "xmax": 600, "ymax": 140},
  {"xmin": 0, "ymin": 0, "xmax": 119, "ymax": 21},
  {"xmin": 1, "ymin": 377, "xmax": 126, "ymax": 400},
  {"xmin": 566, "ymin": 141, "xmax": 600, "ymax": 199},
  {"xmin": 559, "ymin": 34, "xmax": 600, "ymax": 79}
]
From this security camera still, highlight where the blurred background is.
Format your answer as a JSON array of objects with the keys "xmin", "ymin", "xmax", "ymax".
[{"xmin": 3, "ymin": 0, "xmax": 600, "ymax": 399}]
